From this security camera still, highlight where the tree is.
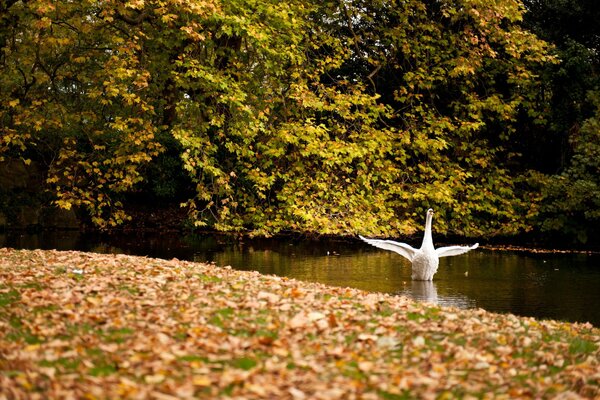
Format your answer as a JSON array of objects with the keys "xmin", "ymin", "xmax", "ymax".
[
  {"xmin": 521, "ymin": 0, "xmax": 600, "ymax": 242},
  {"xmin": 0, "ymin": 0, "xmax": 555, "ymax": 238},
  {"xmin": 327, "ymin": 0, "xmax": 554, "ymax": 235},
  {"xmin": 520, "ymin": 0, "xmax": 600, "ymax": 173},
  {"xmin": 1, "ymin": 0, "xmax": 162, "ymax": 227},
  {"xmin": 534, "ymin": 92, "xmax": 600, "ymax": 243}
]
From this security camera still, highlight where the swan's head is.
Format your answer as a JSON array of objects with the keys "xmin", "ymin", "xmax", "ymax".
[{"xmin": 424, "ymin": 208, "xmax": 435, "ymax": 237}]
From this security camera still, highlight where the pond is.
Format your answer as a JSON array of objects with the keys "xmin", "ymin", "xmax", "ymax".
[{"xmin": 2, "ymin": 231, "xmax": 599, "ymax": 326}]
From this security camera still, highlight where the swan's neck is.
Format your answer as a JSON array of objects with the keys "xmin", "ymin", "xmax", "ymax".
[{"xmin": 421, "ymin": 213, "xmax": 434, "ymax": 249}]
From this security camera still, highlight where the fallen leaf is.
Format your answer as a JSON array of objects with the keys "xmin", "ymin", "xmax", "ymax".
[
  {"xmin": 289, "ymin": 387, "xmax": 307, "ymax": 399},
  {"xmin": 257, "ymin": 291, "xmax": 280, "ymax": 303},
  {"xmin": 145, "ymin": 374, "xmax": 165, "ymax": 384},
  {"xmin": 192, "ymin": 376, "xmax": 211, "ymax": 387}
]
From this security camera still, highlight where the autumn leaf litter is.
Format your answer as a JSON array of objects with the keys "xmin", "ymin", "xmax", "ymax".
[{"xmin": 0, "ymin": 248, "xmax": 599, "ymax": 399}]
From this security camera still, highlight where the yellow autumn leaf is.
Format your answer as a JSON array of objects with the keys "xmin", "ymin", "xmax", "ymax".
[
  {"xmin": 85, "ymin": 296, "xmax": 101, "ymax": 305},
  {"xmin": 192, "ymin": 376, "xmax": 211, "ymax": 387},
  {"xmin": 145, "ymin": 374, "xmax": 165, "ymax": 384}
]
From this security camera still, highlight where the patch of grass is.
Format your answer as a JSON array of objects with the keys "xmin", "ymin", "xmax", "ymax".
[
  {"xmin": 209, "ymin": 307, "xmax": 234, "ymax": 328},
  {"xmin": 174, "ymin": 330, "xmax": 189, "ymax": 341},
  {"xmin": 85, "ymin": 347, "xmax": 104, "ymax": 357},
  {"xmin": 345, "ymin": 332, "xmax": 358, "ymax": 345},
  {"xmin": 69, "ymin": 273, "xmax": 85, "ymax": 282},
  {"xmin": 377, "ymin": 389, "xmax": 413, "ymax": 399},
  {"xmin": 53, "ymin": 266, "xmax": 67, "ymax": 275},
  {"xmin": 428, "ymin": 334, "xmax": 449, "ymax": 352},
  {"xmin": 407, "ymin": 307, "xmax": 442, "ymax": 322},
  {"xmin": 186, "ymin": 294, "xmax": 197, "ymax": 303},
  {"xmin": 59, "ymin": 322, "xmax": 94, "ymax": 340},
  {"xmin": 452, "ymin": 335, "xmax": 468, "ymax": 347},
  {"xmin": 32, "ymin": 304, "xmax": 59, "ymax": 315},
  {"xmin": 216, "ymin": 307, "xmax": 235, "ymax": 317},
  {"xmin": 229, "ymin": 357, "xmax": 257, "ymax": 371},
  {"xmin": 208, "ymin": 316, "xmax": 224, "ymax": 328},
  {"xmin": 196, "ymin": 273, "xmax": 223, "ymax": 284},
  {"xmin": 177, "ymin": 354, "xmax": 209, "ymax": 363},
  {"xmin": 254, "ymin": 315, "xmax": 269, "ymax": 325},
  {"xmin": 542, "ymin": 332, "xmax": 564, "ymax": 344},
  {"xmin": 85, "ymin": 348, "xmax": 117, "ymax": 377},
  {"xmin": 18, "ymin": 282, "xmax": 45, "ymax": 290},
  {"xmin": 376, "ymin": 305, "xmax": 395, "ymax": 317},
  {"xmin": 339, "ymin": 361, "xmax": 366, "ymax": 380},
  {"xmin": 0, "ymin": 288, "xmax": 20, "ymax": 307},
  {"xmin": 230, "ymin": 326, "xmax": 274, "ymax": 339},
  {"xmin": 512, "ymin": 350, "xmax": 539, "ymax": 368},
  {"xmin": 115, "ymin": 283, "xmax": 141, "ymax": 297},
  {"xmin": 548, "ymin": 364, "xmax": 567, "ymax": 375},
  {"xmin": 389, "ymin": 344, "xmax": 405, "ymax": 359},
  {"xmin": 89, "ymin": 362, "xmax": 118, "ymax": 377},
  {"xmin": 39, "ymin": 357, "xmax": 81, "ymax": 372},
  {"xmin": 424, "ymin": 307, "xmax": 441, "ymax": 320},
  {"xmin": 1, "ymin": 370, "xmax": 22, "ymax": 378},
  {"xmin": 5, "ymin": 327, "xmax": 43, "ymax": 344},
  {"xmin": 256, "ymin": 329, "xmax": 278, "ymax": 340},
  {"xmin": 102, "ymin": 327, "xmax": 134, "ymax": 344},
  {"xmin": 9, "ymin": 316, "xmax": 23, "ymax": 328},
  {"xmin": 568, "ymin": 338, "xmax": 598, "ymax": 355},
  {"xmin": 219, "ymin": 383, "xmax": 236, "ymax": 396},
  {"xmin": 407, "ymin": 312, "xmax": 424, "ymax": 321},
  {"xmin": 5, "ymin": 316, "xmax": 43, "ymax": 344}
]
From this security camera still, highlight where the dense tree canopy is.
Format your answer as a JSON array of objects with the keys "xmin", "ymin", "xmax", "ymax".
[
  {"xmin": 521, "ymin": 0, "xmax": 600, "ymax": 243},
  {"xmin": 0, "ymin": 0, "xmax": 597, "ymax": 243}
]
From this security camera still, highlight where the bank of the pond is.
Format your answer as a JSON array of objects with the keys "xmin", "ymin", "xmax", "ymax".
[{"xmin": 0, "ymin": 249, "xmax": 599, "ymax": 399}]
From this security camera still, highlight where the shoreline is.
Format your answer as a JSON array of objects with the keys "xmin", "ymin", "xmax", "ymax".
[
  {"xmin": 1, "ymin": 248, "xmax": 599, "ymax": 399},
  {"xmin": 3, "ymin": 227, "xmax": 600, "ymax": 256}
]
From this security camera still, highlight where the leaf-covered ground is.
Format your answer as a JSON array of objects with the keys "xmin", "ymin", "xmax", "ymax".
[{"xmin": 0, "ymin": 248, "xmax": 599, "ymax": 399}]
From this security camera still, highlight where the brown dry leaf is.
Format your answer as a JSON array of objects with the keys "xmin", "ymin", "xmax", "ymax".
[
  {"xmin": 0, "ymin": 248, "xmax": 599, "ymax": 400},
  {"xmin": 257, "ymin": 291, "xmax": 280, "ymax": 303}
]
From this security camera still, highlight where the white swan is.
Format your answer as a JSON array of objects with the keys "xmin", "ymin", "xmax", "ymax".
[{"xmin": 359, "ymin": 209, "xmax": 478, "ymax": 281}]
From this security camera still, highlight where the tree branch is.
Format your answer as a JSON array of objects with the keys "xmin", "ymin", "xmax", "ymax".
[{"xmin": 115, "ymin": 9, "xmax": 149, "ymax": 26}]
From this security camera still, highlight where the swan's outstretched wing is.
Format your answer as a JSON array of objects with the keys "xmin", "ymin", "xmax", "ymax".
[
  {"xmin": 436, "ymin": 243, "xmax": 479, "ymax": 258},
  {"xmin": 358, "ymin": 235, "xmax": 417, "ymax": 262}
]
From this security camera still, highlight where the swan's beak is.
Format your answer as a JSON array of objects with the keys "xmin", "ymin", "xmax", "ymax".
[{"xmin": 427, "ymin": 208, "xmax": 434, "ymax": 215}]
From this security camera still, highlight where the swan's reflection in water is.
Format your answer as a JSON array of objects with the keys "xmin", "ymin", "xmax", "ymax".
[
  {"xmin": 409, "ymin": 281, "xmax": 438, "ymax": 303},
  {"xmin": 398, "ymin": 281, "xmax": 476, "ymax": 309}
]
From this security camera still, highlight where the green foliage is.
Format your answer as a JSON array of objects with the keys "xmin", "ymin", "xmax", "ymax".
[
  {"xmin": 328, "ymin": 0, "xmax": 554, "ymax": 235},
  {"xmin": 522, "ymin": 0, "xmax": 600, "ymax": 243},
  {"xmin": 0, "ymin": 0, "xmax": 162, "ymax": 227},
  {"xmin": 168, "ymin": 0, "xmax": 553, "ymax": 237},
  {"xmin": 521, "ymin": 0, "xmax": 600, "ymax": 173},
  {"xmin": 533, "ymin": 93, "xmax": 600, "ymax": 243},
  {"xmin": 0, "ymin": 0, "xmax": 559, "ymax": 238}
]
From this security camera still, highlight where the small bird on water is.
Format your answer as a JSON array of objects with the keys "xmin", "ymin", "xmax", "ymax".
[{"xmin": 359, "ymin": 209, "xmax": 478, "ymax": 281}]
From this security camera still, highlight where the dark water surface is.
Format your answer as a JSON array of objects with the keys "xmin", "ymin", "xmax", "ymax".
[{"xmin": 2, "ymin": 231, "xmax": 599, "ymax": 326}]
